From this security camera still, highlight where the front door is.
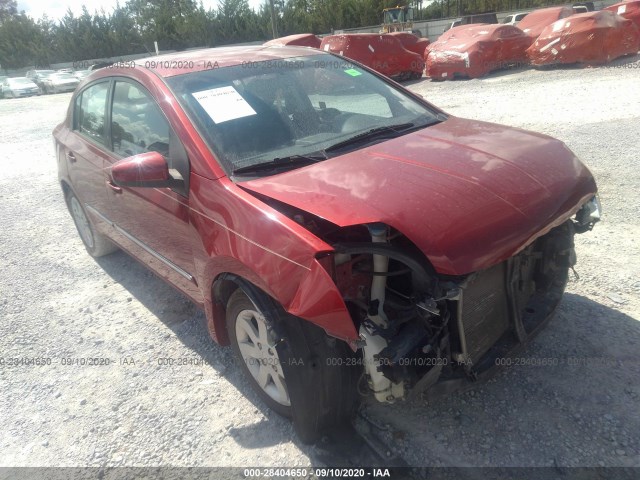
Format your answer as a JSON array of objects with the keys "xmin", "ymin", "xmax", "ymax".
[{"xmin": 103, "ymin": 79, "xmax": 201, "ymax": 303}]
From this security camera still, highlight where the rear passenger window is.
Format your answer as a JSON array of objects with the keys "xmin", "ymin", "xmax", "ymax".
[
  {"xmin": 76, "ymin": 82, "xmax": 109, "ymax": 145},
  {"xmin": 111, "ymin": 82, "xmax": 170, "ymax": 158}
]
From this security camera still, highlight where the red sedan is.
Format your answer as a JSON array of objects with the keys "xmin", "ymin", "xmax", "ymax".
[
  {"xmin": 427, "ymin": 24, "xmax": 532, "ymax": 79},
  {"xmin": 527, "ymin": 10, "xmax": 640, "ymax": 66},
  {"xmin": 54, "ymin": 46, "xmax": 600, "ymax": 443},
  {"xmin": 517, "ymin": 6, "xmax": 574, "ymax": 43},
  {"xmin": 320, "ymin": 34, "xmax": 425, "ymax": 80}
]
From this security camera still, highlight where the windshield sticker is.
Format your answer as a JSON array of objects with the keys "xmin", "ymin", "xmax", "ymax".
[
  {"xmin": 192, "ymin": 86, "xmax": 257, "ymax": 124},
  {"xmin": 344, "ymin": 68, "xmax": 362, "ymax": 77}
]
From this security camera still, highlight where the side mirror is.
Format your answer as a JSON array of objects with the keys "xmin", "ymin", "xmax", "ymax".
[{"xmin": 112, "ymin": 151, "xmax": 179, "ymax": 189}]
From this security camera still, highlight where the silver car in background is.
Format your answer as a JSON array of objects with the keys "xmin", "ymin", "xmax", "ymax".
[
  {"xmin": 41, "ymin": 72, "xmax": 80, "ymax": 94},
  {"xmin": 25, "ymin": 69, "xmax": 56, "ymax": 90},
  {"xmin": 1, "ymin": 77, "xmax": 41, "ymax": 98},
  {"xmin": 503, "ymin": 12, "xmax": 529, "ymax": 25}
]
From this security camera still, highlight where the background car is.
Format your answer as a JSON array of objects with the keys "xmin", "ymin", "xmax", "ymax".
[
  {"xmin": 517, "ymin": 6, "xmax": 574, "ymax": 43},
  {"xmin": 443, "ymin": 12, "xmax": 499, "ymax": 32},
  {"xmin": 320, "ymin": 33, "xmax": 424, "ymax": 80},
  {"xmin": 53, "ymin": 46, "xmax": 599, "ymax": 444},
  {"xmin": 73, "ymin": 70, "xmax": 91, "ymax": 81},
  {"xmin": 41, "ymin": 72, "xmax": 80, "ymax": 94},
  {"xmin": 502, "ymin": 12, "xmax": 529, "ymax": 25},
  {"xmin": 26, "ymin": 69, "xmax": 56, "ymax": 90},
  {"xmin": 1, "ymin": 77, "xmax": 41, "ymax": 98},
  {"xmin": 388, "ymin": 31, "xmax": 431, "ymax": 57},
  {"xmin": 0, "ymin": 75, "xmax": 7, "ymax": 98},
  {"xmin": 604, "ymin": 0, "xmax": 640, "ymax": 30},
  {"xmin": 427, "ymin": 24, "xmax": 531, "ymax": 79},
  {"xmin": 527, "ymin": 10, "xmax": 640, "ymax": 66}
]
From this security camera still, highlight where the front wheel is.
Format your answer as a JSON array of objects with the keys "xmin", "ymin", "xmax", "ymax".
[{"xmin": 226, "ymin": 288, "xmax": 359, "ymax": 443}]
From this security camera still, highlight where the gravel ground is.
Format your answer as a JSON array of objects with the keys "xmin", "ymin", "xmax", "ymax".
[{"xmin": 0, "ymin": 55, "xmax": 639, "ymax": 472}]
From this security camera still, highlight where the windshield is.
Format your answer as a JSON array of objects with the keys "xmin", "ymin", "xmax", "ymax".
[{"xmin": 166, "ymin": 54, "xmax": 441, "ymax": 176}]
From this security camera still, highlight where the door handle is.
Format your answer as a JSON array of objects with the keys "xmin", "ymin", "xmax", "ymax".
[
  {"xmin": 106, "ymin": 180, "xmax": 123, "ymax": 194},
  {"xmin": 66, "ymin": 152, "xmax": 77, "ymax": 163}
]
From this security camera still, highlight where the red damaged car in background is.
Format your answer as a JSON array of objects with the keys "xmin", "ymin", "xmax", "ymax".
[
  {"xmin": 388, "ymin": 31, "xmax": 431, "ymax": 57},
  {"xmin": 54, "ymin": 45, "xmax": 600, "ymax": 443},
  {"xmin": 264, "ymin": 33, "xmax": 322, "ymax": 49},
  {"xmin": 527, "ymin": 10, "xmax": 640, "ymax": 66},
  {"xmin": 517, "ymin": 6, "xmax": 574, "ymax": 43},
  {"xmin": 604, "ymin": 0, "xmax": 640, "ymax": 30},
  {"xmin": 320, "ymin": 33, "xmax": 424, "ymax": 80},
  {"xmin": 426, "ymin": 24, "xmax": 531, "ymax": 79}
]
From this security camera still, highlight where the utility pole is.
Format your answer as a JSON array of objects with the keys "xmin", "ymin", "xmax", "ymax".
[{"xmin": 269, "ymin": 0, "xmax": 278, "ymax": 39}]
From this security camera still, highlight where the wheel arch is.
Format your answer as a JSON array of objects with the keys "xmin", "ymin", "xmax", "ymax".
[
  {"xmin": 209, "ymin": 272, "xmax": 286, "ymax": 346},
  {"xmin": 206, "ymin": 257, "xmax": 360, "ymax": 349}
]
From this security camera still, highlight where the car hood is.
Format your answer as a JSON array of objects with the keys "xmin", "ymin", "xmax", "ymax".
[{"xmin": 239, "ymin": 117, "xmax": 597, "ymax": 275}]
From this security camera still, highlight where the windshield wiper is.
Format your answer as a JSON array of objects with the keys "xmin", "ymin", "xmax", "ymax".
[
  {"xmin": 324, "ymin": 123, "xmax": 417, "ymax": 153},
  {"xmin": 232, "ymin": 153, "xmax": 326, "ymax": 176}
]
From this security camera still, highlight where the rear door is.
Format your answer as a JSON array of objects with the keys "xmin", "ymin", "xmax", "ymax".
[{"xmin": 103, "ymin": 79, "xmax": 201, "ymax": 302}]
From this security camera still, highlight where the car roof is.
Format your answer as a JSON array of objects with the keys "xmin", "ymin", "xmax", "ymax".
[{"xmin": 132, "ymin": 45, "xmax": 326, "ymax": 78}]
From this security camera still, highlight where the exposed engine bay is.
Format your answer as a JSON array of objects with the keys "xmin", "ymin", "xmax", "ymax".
[{"xmin": 262, "ymin": 194, "xmax": 601, "ymax": 402}]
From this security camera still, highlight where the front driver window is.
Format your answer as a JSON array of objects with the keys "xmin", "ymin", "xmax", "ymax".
[{"xmin": 111, "ymin": 81, "xmax": 170, "ymax": 158}]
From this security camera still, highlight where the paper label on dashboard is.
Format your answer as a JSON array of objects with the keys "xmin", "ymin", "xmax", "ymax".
[{"xmin": 192, "ymin": 86, "xmax": 257, "ymax": 124}]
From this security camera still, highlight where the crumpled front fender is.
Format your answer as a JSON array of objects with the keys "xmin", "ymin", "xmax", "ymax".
[{"xmin": 286, "ymin": 258, "xmax": 359, "ymax": 348}]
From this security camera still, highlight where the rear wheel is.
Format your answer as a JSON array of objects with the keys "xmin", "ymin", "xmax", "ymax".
[
  {"xmin": 226, "ymin": 287, "xmax": 359, "ymax": 443},
  {"xmin": 65, "ymin": 189, "xmax": 118, "ymax": 257}
]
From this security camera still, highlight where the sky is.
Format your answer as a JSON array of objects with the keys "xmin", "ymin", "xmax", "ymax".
[{"xmin": 16, "ymin": 0, "xmax": 266, "ymax": 22}]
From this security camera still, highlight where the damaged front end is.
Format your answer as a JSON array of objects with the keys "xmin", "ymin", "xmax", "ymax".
[{"xmin": 288, "ymin": 195, "xmax": 601, "ymax": 403}]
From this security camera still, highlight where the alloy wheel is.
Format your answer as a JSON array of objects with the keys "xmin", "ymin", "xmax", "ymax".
[{"xmin": 235, "ymin": 308, "xmax": 290, "ymax": 406}]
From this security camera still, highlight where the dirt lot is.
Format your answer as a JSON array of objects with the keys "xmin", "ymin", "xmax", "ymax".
[{"xmin": 1, "ymin": 57, "xmax": 639, "ymax": 473}]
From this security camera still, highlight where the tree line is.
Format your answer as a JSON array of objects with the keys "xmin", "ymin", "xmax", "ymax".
[{"xmin": 0, "ymin": 0, "xmax": 565, "ymax": 70}]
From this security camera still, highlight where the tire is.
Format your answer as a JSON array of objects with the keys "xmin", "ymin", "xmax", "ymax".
[
  {"xmin": 226, "ymin": 288, "xmax": 359, "ymax": 444},
  {"xmin": 64, "ymin": 189, "xmax": 118, "ymax": 257}
]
